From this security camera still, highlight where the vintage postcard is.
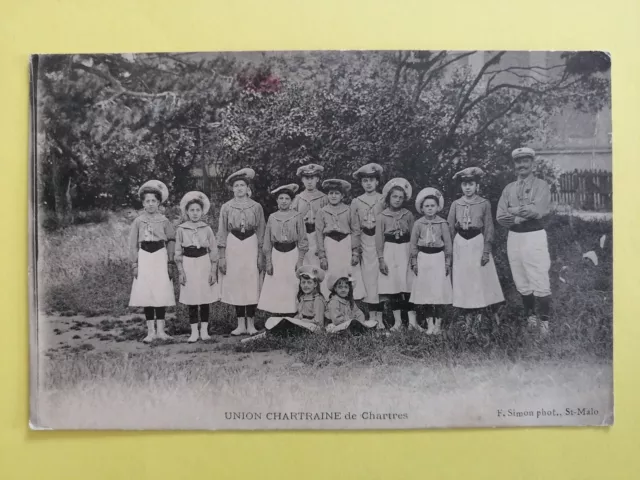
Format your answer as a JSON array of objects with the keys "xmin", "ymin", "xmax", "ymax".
[{"xmin": 29, "ymin": 50, "xmax": 613, "ymax": 430}]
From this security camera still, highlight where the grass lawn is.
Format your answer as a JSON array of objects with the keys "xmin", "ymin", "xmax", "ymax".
[{"xmin": 32, "ymin": 210, "xmax": 613, "ymax": 430}]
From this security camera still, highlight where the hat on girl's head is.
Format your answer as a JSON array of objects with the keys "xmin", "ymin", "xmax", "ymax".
[
  {"xmin": 326, "ymin": 273, "xmax": 355, "ymax": 292},
  {"xmin": 415, "ymin": 187, "xmax": 445, "ymax": 212},
  {"xmin": 226, "ymin": 167, "xmax": 255, "ymax": 186},
  {"xmin": 511, "ymin": 147, "xmax": 536, "ymax": 160},
  {"xmin": 271, "ymin": 183, "xmax": 300, "ymax": 197},
  {"xmin": 352, "ymin": 163, "xmax": 383, "ymax": 180},
  {"xmin": 322, "ymin": 179, "xmax": 351, "ymax": 194},
  {"xmin": 138, "ymin": 180, "xmax": 169, "ymax": 203},
  {"xmin": 382, "ymin": 177, "xmax": 412, "ymax": 201},
  {"xmin": 453, "ymin": 167, "xmax": 484, "ymax": 182},
  {"xmin": 296, "ymin": 164, "xmax": 324, "ymax": 178},
  {"xmin": 179, "ymin": 191, "xmax": 211, "ymax": 216},
  {"xmin": 296, "ymin": 265, "xmax": 325, "ymax": 283}
]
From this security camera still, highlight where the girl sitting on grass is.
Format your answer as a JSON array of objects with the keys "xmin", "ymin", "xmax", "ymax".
[
  {"xmin": 325, "ymin": 274, "xmax": 377, "ymax": 334},
  {"xmin": 409, "ymin": 187, "xmax": 453, "ymax": 335},
  {"xmin": 242, "ymin": 265, "xmax": 326, "ymax": 343},
  {"xmin": 175, "ymin": 191, "xmax": 220, "ymax": 343},
  {"xmin": 128, "ymin": 180, "xmax": 176, "ymax": 343}
]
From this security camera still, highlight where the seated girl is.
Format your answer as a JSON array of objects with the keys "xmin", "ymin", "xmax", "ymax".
[
  {"xmin": 242, "ymin": 265, "xmax": 326, "ymax": 342},
  {"xmin": 325, "ymin": 274, "xmax": 377, "ymax": 334}
]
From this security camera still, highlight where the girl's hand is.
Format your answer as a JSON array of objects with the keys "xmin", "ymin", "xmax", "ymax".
[
  {"xmin": 209, "ymin": 271, "xmax": 217, "ymax": 286},
  {"xmin": 266, "ymin": 263, "xmax": 274, "ymax": 276},
  {"xmin": 445, "ymin": 263, "xmax": 451, "ymax": 277},
  {"xmin": 379, "ymin": 259, "xmax": 389, "ymax": 276},
  {"xmin": 351, "ymin": 253, "xmax": 359, "ymax": 267},
  {"xmin": 412, "ymin": 264, "xmax": 418, "ymax": 276},
  {"xmin": 257, "ymin": 253, "xmax": 264, "ymax": 273},
  {"xmin": 132, "ymin": 265, "xmax": 138, "ymax": 279},
  {"xmin": 320, "ymin": 258, "xmax": 328, "ymax": 271},
  {"xmin": 179, "ymin": 272, "xmax": 186, "ymax": 286},
  {"xmin": 295, "ymin": 259, "xmax": 303, "ymax": 272},
  {"xmin": 218, "ymin": 258, "xmax": 227, "ymax": 275},
  {"xmin": 481, "ymin": 252, "xmax": 490, "ymax": 266}
]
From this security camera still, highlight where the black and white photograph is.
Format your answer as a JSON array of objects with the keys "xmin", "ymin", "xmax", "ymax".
[{"xmin": 29, "ymin": 50, "xmax": 613, "ymax": 430}]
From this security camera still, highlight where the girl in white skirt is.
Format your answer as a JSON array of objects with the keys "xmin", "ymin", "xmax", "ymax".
[
  {"xmin": 409, "ymin": 188, "xmax": 453, "ymax": 335},
  {"xmin": 350, "ymin": 163, "xmax": 386, "ymax": 329},
  {"xmin": 325, "ymin": 274, "xmax": 377, "ymax": 334},
  {"xmin": 291, "ymin": 163, "xmax": 330, "ymax": 297},
  {"xmin": 448, "ymin": 167, "xmax": 505, "ymax": 328},
  {"xmin": 175, "ymin": 191, "xmax": 220, "ymax": 343},
  {"xmin": 376, "ymin": 178, "xmax": 418, "ymax": 332},
  {"xmin": 316, "ymin": 179, "xmax": 364, "ymax": 293},
  {"xmin": 243, "ymin": 265, "xmax": 326, "ymax": 342},
  {"xmin": 258, "ymin": 183, "xmax": 309, "ymax": 316},
  {"xmin": 128, "ymin": 180, "xmax": 176, "ymax": 343},
  {"xmin": 218, "ymin": 168, "xmax": 266, "ymax": 336}
]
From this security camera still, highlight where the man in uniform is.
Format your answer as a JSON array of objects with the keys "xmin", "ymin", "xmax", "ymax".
[{"xmin": 497, "ymin": 147, "xmax": 552, "ymax": 335}]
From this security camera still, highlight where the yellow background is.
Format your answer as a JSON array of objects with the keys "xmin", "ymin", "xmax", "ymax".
[{"xmin": 1, "ymin": 0, "xmax": 638, "ymax": 478}]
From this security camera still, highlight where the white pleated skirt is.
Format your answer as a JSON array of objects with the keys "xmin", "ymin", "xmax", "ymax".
[
  {"xmin": 264, "ymin": 315, "xmax": 320, "ymax": 333},
  {"xmin": 220, "ymin": 233, "xmax": 260, "ymax": 306},
  {"xmin": 179, "ymin": 255, "xmax": 221, "ymax": 305},
  {"xmin": 453, "ymin": 233, "xmax": 505, "ymax": 308},
  {"xmin": 258, "ymin": 246, "xmax": 299, "ymax": 314},
  {"xmin": 129, "ymin": 248, "xmax": 176, "ymax": 307},
  {"xmin": 325, "ymin": 234, "xmax": 364, "ymax": 295},
  {"xmin": 409, "ymin": 251, "xmax": 453, "ymax": 305},
  {"xmin": 352, "ymin": 233, "xmax": 379, "ymax": 303},
  {"xmin": 378, "ymin": 242, "xmax": 414, "ymax": 295},
  {"xmin": 305, "ymin": 230, "xmax": 330, "ymax": 298}
]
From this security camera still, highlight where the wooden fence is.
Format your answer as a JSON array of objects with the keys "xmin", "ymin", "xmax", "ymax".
[{"xmin": 553, "ymin": 170, "xmax": 612, "ymax": 211}]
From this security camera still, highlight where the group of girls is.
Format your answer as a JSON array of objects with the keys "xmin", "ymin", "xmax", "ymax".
[{"xmin": 128, "ymin": 163, "xmax": 504, "ymax": 343}]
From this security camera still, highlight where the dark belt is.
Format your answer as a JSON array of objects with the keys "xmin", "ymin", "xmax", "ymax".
[
  {"xmin": 362, "ymin": 226, "xmax": 376, "ymax": 236},
  {"xmin": 418, "ymin": 246, "xmax": 444, "ymax": 254},
  {"xmin": 182, "ymin": 246, "xmax": 209, "ymax": 258},
  {"xmin": 305, "ymin": 223, "xmax": 316, "ymax": 234},
  {"xmin": 384, "ymin": 232, "xmax": 410, "ymax": 244},
  {"xmin": 456, "ymin": 227, "xmax": 482, "ymax": 240},
  {"xmin": 273, "ymin": 242, "xmax": 297, "ymax": 253},
  {"xmin": 140, "ymin": 241, "xmax": 165, "ymax": 253},
  {"xmin": 230, "ymin": 229, "xmax": 256, "ymax": 241},
  {"xmin": 510, "ymin": 220, "xmax": 544, "ymax": 233},
  {"xmin": 302, "ymin": 314, "xmax": 315, "ymax": 320},
  {"xmin": 325, "ymin": 231, "xmax": 349, "ymax": 242}
]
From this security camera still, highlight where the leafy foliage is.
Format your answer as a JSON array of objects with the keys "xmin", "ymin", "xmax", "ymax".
[{"xmin": 35, "ymin": 51, "xmax": 610, "ymax": 221}]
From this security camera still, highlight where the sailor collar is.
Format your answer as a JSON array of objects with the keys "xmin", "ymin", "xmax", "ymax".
[
  {"xmin": 416, "ymin": 215, "xmax": 447, "ymax": 225},
  {"xmin": 356, "ymin": 192, "xmax": 383, "ymax": 207},
  {"xmin": 271, "ymin": 210, "xmax": 299, "ymax": 221},
  {"xmin": 381, "ymin": 208, "xmax": 410, "ymax": 219},
  {"xmin": 323, "ymin": 204, "xmax": 349, "ymax": 215},
  {"xmin": 298, "ymin": 190, "xmax": 326, "ymax": 202},
  {"xmin": 178, "ymin": 221, "xmax": 208, "ymax": 230},
  {"xmin": 228, "ymin": 197, "xmax": 256, "ymax": 209},
  {"xmin": 139, "ymin": 213, "xmax": 168, "ymax": 223},
  {"xmin": 456, "ymin": 195, "xmax": 487, "ymax": 206}
]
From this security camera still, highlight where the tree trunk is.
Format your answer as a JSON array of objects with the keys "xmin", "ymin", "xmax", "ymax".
[
  {"xmin": 51, "ymin": 156, "xmax": 72, "ymax": 224},
  {"xmin": 197, "ymin": 126, "xmax": 210, "ymax": 197}
]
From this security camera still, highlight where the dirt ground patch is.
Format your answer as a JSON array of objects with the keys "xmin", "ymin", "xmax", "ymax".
[{"xmin": 41, "ymin": 314, "xmax": 290, "ymax": 365}]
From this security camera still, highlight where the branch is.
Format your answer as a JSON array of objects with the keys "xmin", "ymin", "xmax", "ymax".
[
  {"xmin": 456, "ymin": 91, "xmax": 525, "ymax": 151},
  {"xmin": 156, "ymin": 53, "xmax": 236, "ymax": 82},
  {"xmin": 442, "ymin": 51, "xmax": 506, "ymax": 144},
  {"xmin": 484, "ymin": 63, "xmax": 565, "ymax": 75},
  {"xmin": 73, "ymin": 62, "xmax": 179, "ymax": 101}
]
